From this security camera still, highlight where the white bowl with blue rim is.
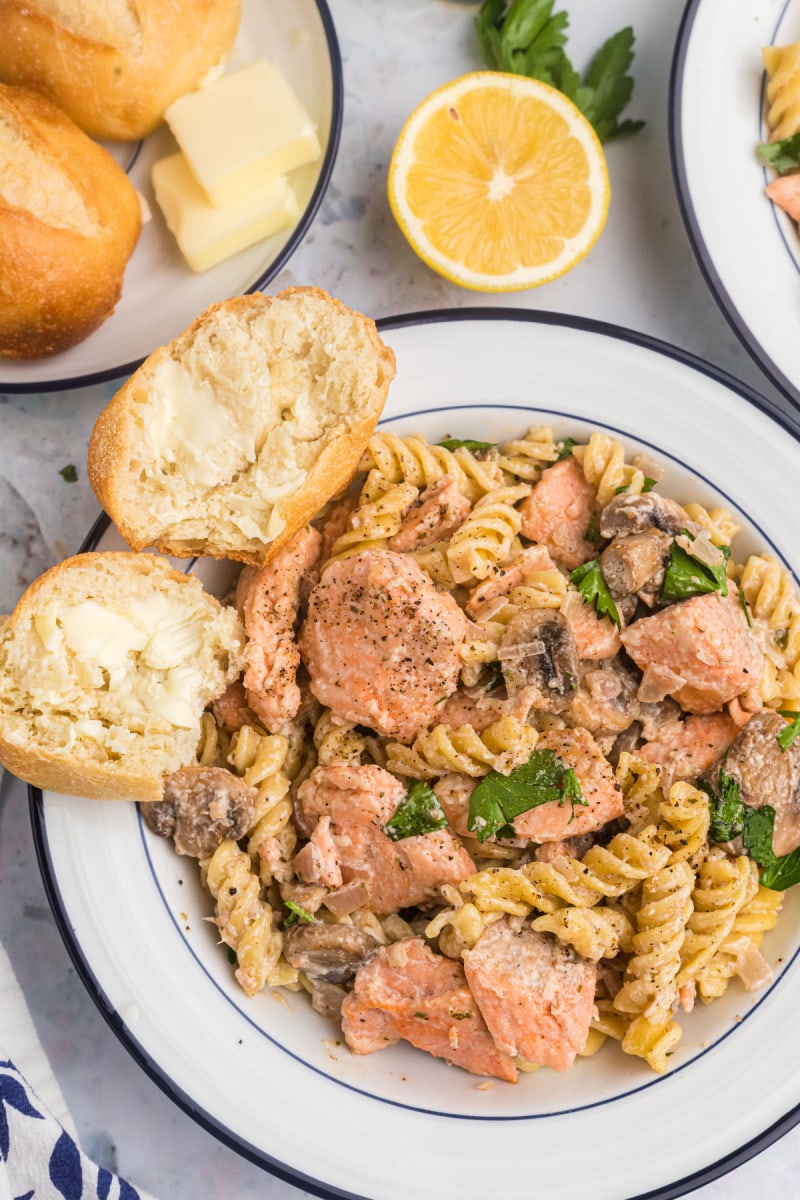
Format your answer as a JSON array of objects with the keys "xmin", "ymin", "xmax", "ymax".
[{"xmin": 30, "ymin": 310, "xmax": 800, "ymax": 1199}]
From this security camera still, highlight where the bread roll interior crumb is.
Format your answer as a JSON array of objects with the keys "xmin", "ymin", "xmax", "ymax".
[
  {"xmin": 89, "ymin": 288, "xmax": 396, "ymax": 565},
  {"xmin": 0, "ymin": 553, "xmax": 244, "ymax": 800}
]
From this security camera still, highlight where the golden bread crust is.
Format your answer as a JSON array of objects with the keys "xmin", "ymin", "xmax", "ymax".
[
  {"xmin": 0, "ymin": 0, "xmax": 241, "ymax": 141},
  {"xmin": 88, "ymin": 286, "xmax": 397, "ymax": 566},
  {"xmin": 0, "ymin": 84, "xmax": 142, "ymax": 358}
]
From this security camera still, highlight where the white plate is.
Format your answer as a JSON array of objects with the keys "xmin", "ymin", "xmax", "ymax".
[
  {"xmin": 670, "ymin": 0, "xmax": 800, "ymax": 407},
  {"xmin": 1, "ymin": 0, "xmax": 342, "ymax": 394},
  {"xmin": 31, "ymin": 311, "xmax": 800, "ymax": 1199}
]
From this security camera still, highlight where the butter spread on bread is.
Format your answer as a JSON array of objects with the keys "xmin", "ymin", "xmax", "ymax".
[
  {"xmin": 0, "ymin": 553, "xmax": 244, "ymax": 801},
  {"xmin": 88, "ymin": 288, "xmax": 396, "ymax": 566},
  {"xmin": 0, "ymin": 0, "xmax": 241, "ymax": 141}
]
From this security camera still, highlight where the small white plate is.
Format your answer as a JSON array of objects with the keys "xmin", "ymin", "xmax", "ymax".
[
  {"xmin": 31, "ymin": 311, "xmax": 800, "ymax": 1199},
  {"xmin": 1, "ymin": 0, "xmax": 342, "ymax": 394},
  {"xmin": 670, "ymin": 0, "xmax": 800, "ymax": 407}
]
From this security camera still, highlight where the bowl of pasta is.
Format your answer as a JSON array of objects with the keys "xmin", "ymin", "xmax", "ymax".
[
  {"xmin": 671, "ymin": 0, "xmax": 800, "ymax": 406},
  {"xmin": 31, "ymin": 309, "xmax": 800, "ymax": 1200}
]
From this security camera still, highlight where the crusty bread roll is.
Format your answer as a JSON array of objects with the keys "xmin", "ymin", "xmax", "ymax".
[
  {"xmin": 0, "ymin": 85, "xmax": 142, "ymax": 359},
  {"xmin": 88, "ymin": 287, "xmax": 396, "ymax": 566},
  {"xmin": 0, "ymin": 0, "xmax": 241, "ymax": 142},
  {"xmin": 0, "ymin": 552, "xmax": 244, "ymax": 801}
]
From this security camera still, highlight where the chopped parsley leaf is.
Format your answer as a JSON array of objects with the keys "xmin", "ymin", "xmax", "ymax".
[
  {"xmin": 384, "ymin": 780, "xmax": 449, "ymax": 841},
  {"xmin": 468, "ymin": 748, "xmax": 586, "ymax": 843},
  {"xmin": 569, "ymin": 559, "xmax": 621, "ymax": 627}
]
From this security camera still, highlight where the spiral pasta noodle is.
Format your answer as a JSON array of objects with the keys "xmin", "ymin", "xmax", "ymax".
[
  {"xmin": 695, "ymin": 885, "xmax": 783, "ymax": 1001},
  {"xmin": 496, "ymin": 425, "xmax": 559, "ymax": 483},
  {"xmin": 676, "ymin": 854, "xmax": 758, "ymax": 988},
  {"xmin": 657, "ymin": 780, "xmax": 711, "ymax": 867},
  {"xmin": 572, "ymin": 433, "xmax": 648, "ymax": 505},
  {"xmin": 446, "ymin": 483, "xmax": 530, "ymax": 583},
  {"xmin": 227, "ymin": 724, "xmax": 296, "ymax": 885},
  {"xmin": 531, "ymin": 906, "xmax": 633, "ymax": 962},
  {"xmin": 202, "ymin": 839, "xmax": 286, "ymax": 996},
  {"xmin": 683, "ymin": 502, "xmax": 740, "ymax": 548},
  {"xmin": 359, "ymin": 432, "xmax": 502, "ymax": 502},
  {"xmin": 385, "ymin": 716, "xmax": 537, "ymax": 781},
  {"xmin": 613, "ymin": 859, "xmax": 695, "ymax": 1023},
  {"xmin": 621, "ymin": 1014, "xmax": 683, "ymax": 1075},
  {"xmin": 313, "ymin": 708, "xmax": 370, "ymax": 766},
  {"xmin": 325, "ymin": 472, "xmax": 419, "ymax": 565},
  {"xmin": 462, "ymin": 827, "xmax": 671, "ymax": 918},
  {"xmin": 763, "ymin": 42, "xmax": 800, "ymax": 141},
  {"xmin": 425, "ymin": 883, "xmax": 502, "ymax": 959},
  {"xmin": 615, "ymin": 753, "xmax": 664, "ymax": 831},
  {"xmin": 196, "ymin": 710, "xmax": 230, "ymax": 767}
]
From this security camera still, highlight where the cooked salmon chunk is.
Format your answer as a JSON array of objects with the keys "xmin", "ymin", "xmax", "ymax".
[
  {"xmin": 296, "ymin": 764, "xmax": 475, "ymax": 915},
  {"xmin": 766, "ymin": 174, "xmax": 800, "ymax": 224},
  {"xmin": 639, "ymin": 712, "xmax": 742, "ymax": 788},
  {"xmin": 513, "ymin": 727, "xmax": 624, "ymax": 842},
  {"xmin": 235, "ymin": 525, "xmax": 322, "ymax": 733},
  {"xmin": 463, "ymin": 919, "xmax": 596, "ymax": 1072},
  {"xmin": 563, "ymin": 596, "xmax": 621, "ymax": 660},
  {"xmin": 620, "ymin": 593, "xmax": 764, "ymax": 715},
  {"xmin": 389, "ymin": 475, "xmax": 471, "ymax": 552},
  {"xmin": 518, "ymin": 459, "xmax": 597, "ymax": 569},
  {"xmin": 341, "ymin": 937, "xmax": 518, "ymax": 1082},
  {"xmin": 299, "ymin": 550, "xmax": 467, "ymax": 741}
]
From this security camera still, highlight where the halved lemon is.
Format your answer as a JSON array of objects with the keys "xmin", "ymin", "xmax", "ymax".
[{"xmin": 388, "ymin": 71, "xmax": 611, "ymax": 292}]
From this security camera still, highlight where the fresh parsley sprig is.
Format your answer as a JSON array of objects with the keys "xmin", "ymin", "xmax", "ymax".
[
  {"xmin": 475, "ymin": 0, "xmax": 644, "ymax": 144},
  {"xmin": 468, "ymin": 747, "xmax": 586, "ymax": 843},
  {"xmin": 697, "ymin": 768, "xmax": 800, "ymax": 889},
  {"xmin": 777, "ymin": 710, "xmax": 800, "ymax": 752},
  {"xmin": 569, "ymin": 559, "xmax": 621, "ymax": 627},
  {"xmin": 757, "ymin": 133, "xmax": 800, "ymax": 177},
  {"xmin": 661, "ymin": 533, "xmax": 730, "ymax": 602},
  {"xmin": 437, "ymin": 437, "xmax": 495, "ymax": 452},
  {"xmin": 284, "ymin": 901, "xmax": 317, "ymax": 926},
  {"xmin": 384, "ymin": 780, "xmax": 449, "ymax": 841}
]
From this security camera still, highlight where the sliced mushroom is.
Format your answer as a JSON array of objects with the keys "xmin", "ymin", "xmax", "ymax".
[
  {"xmin": 705, "ymin": 710, "xmax": 800, "ymax": 857},
  {"xmin": 283, "ymin": 922, "xmax": 379, "ymax": 983},
  {"xmin": 567, "ymin": 658, "xmax": 640, "ymax": 740},
  {"xmin": 599, "ymin": 493, "xmax": 699, "ymax": 540},
  {"xmin": 600, "ymin": 530, "xmax": 672, "ymax": 597},
  {"xmin": 280, "ymin": 879, "xmax": 328, "ymax": 915},
  {"xmin": 142, "ymin": 767, "xmax": 256, "ymax": 858},
  {"xmin": 498, "ymin": 609, "xmax": 579, "ymax": 712},
  {"xmin": 310, "ymin": 980, "xmax": 348, "ymax": 1022}
]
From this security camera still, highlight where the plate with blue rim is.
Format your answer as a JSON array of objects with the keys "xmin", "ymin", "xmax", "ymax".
[
  {"xmin": 670, "ymin": 0, "xmax": 800, "ymax": 408},
  {"xmin": 29, "ymin": 309, "xmax": 800, "ymax": 1199},
  {"xmin": 0, "ymin": 0, "xmax": 342, "ymax": 395}
]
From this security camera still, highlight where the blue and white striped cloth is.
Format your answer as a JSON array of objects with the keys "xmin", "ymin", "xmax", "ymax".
[{"xmin": 0, "ymin": 945, "xmax": 154, "ymax": 1200}]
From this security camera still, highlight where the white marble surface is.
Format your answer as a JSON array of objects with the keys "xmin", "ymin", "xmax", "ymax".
[{"xmin": 2, "ymin": 0, "xmax": 800, "ymax": 1196}]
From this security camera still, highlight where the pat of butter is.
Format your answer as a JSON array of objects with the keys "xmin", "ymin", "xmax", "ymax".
[
  {"xmin": 152, "ymin": 152, "xmax": 300, "ymax": 273},
  {"xmin": 165, "ymin": 60, "xmax": 322, "ymax": 208}
]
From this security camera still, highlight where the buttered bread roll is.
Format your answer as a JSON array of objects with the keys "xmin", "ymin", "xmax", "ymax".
[
  {"xmin": 0, "ymin": 553, "xmax": 245, "ymax": 801},
  {"xmin": 0, "ymin": 85, "xmax": 142, "ymax": 358},
  {"xmin": 88, "ymin": 287, "xmax": 396, "ymax": 566},
  {"xmin": 0, "ymin": 0, "xmax": 241, "ymax": 141}
]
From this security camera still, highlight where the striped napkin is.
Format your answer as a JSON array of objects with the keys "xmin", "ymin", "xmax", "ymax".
[{"xmin": 0, "ymin": 942, "xmax": 155, "ymax": 1200}]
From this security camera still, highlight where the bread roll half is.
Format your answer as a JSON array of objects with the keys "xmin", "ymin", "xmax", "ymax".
[
  {"xmin": 88, "ymin": 287, "xmax": 396, "ymax": 566},
  {"xmin": 0, "ymin": 0, "xmax": 241, "ymax": 142},
  {"xmin": 0, "ymin": 553, "xmax": 244, "ymax": 801},
  {"xmin": 0, "ymin": 84, "xmax": 142, "ymax": 358}
]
